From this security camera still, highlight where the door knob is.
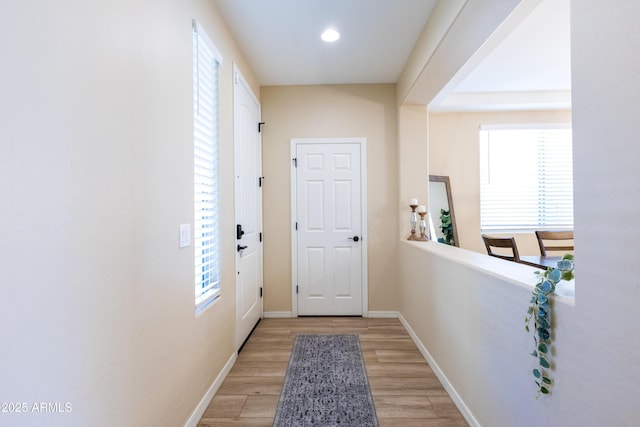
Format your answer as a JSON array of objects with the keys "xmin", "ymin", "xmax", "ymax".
[
  {"xmin": 237, "ymin": 244, "xmax": 248, "ymax": 252},
  {"xmin": 348, "ymin": 236, "xmax": 360, "ymax": 242}
]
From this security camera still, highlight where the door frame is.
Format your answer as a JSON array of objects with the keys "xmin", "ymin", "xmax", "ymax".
[
  {"xmin": 290, "ymin": 137, "xmax": 368, "ymax": 317},
  {"xmin": 234, "ymin": 63, "xmax": 263, "ymax": 350}
]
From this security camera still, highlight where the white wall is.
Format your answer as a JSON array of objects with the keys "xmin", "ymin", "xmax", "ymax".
[
  {"xmin": 399, "ymin": 242, "xmax": 578, "ymax": 426},
  {"xmin": 567, "ymin": 0, "xmax": 640, "ymax": 424},
  {"xmin": 398, "ymin": 1, "xmax": 640, "ymax": 426},
  {"xmin": 0, "ymin": 1, "xmax": 257, "ymax": 426}
]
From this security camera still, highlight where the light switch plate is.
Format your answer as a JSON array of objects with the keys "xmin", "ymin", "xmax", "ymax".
[{"xmin": 179, "ymin": 224, "xmax": 191, "ymax": 248}]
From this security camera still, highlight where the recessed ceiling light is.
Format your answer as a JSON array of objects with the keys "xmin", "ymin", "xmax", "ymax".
[{"xmin": 321, "ymin": 28, "xmax": 340, "ymax": 42}]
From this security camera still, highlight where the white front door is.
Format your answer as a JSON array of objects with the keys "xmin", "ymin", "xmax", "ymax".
[
  {"xmin": 292, "ymin": 138, "xmax": 367, "ymax": 316},
  {"xmin": 234, "ymin": 66, "xmax": 262, "ymax": 349}
]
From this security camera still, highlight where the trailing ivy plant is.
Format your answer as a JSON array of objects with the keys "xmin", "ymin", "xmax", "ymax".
[
  {"xmin": 437, "ymin": 209, "xmax": 455, "ymax": 246},
  {"xmin": 525, "ymin": 254, "xmax": 575, "ymax": 396}
]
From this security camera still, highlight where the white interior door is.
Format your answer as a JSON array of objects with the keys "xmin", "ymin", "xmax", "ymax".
[
  {"xmin": 234, "ymin": 65, "xmax": 262, "ymax": 349},
  {"xmin": 292, "ymin": 139, "xmax": 367, "ymax": 316}
]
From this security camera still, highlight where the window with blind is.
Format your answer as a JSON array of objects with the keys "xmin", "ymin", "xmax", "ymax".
[
  {"xmin": 193, "ymin": 20, "xmax": 223, "ymax": 308},
  {"xmin": 479, "ymin": 125, "xmax": 573, "ymax": 233}
]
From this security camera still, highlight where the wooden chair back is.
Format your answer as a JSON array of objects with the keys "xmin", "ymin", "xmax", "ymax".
[
  {"xmin": 481, "ymin": 235, "xmax": 521, "ymax": 263},
  {"xmin": 535, "ymin": 230, "xmax": 574, "ymax": 256}
]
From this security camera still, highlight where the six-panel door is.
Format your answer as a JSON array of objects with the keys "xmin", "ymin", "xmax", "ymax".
[{"xmin": 295, "ymin": 142, "xmax": 363, "ymax": 315}]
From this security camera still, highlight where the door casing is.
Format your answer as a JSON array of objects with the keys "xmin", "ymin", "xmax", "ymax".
[{"xmin": 290, "ymin": 137, "xmax": 368, "ymax": 317}]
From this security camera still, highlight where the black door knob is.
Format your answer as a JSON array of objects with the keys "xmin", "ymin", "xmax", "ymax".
[
  {"xmin": 349, "ymin": 236, "xmax": 360, "ymax": 242},
  {"xmin": 237, "ymin": 244, "xmax": 248, "ymax": 252}
]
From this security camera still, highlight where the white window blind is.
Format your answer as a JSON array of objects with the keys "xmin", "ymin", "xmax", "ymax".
[
  {"xmin": 479, "ymin": 125, "xmax": 573, "ymax": 233},
  {"xmin": 193, "ymin": 20, "xmax": 223, "ymax": 308}
]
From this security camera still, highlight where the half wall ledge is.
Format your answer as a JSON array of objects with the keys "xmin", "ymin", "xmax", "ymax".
[{"xmin": 401, "ymin": 240, "xmax": 575, "ymax": 305}]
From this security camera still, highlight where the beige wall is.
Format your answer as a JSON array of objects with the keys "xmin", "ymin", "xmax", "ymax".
[
  {"xmin": 398, "ymin": 106, "xmax": 430, "ymax": 237},
  {"xmin": 261, "ymin": 85, "xmax": 399, "ymax": 313},
  {"xmin": 5, "ymin": 0, "xmax": 639, "ymax": 426},
  {"xmin": 0, "ymin": 1, "xmax": 257, "ymax": 425},
  {"xmin": 428, "ymin": 109, "xmax": 572, "ymax": 255}
]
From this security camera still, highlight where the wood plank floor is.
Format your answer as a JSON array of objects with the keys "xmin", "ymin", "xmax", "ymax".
[{"xmin": 197, "ymin": 317, "xmax": 468, "ymax": 427}]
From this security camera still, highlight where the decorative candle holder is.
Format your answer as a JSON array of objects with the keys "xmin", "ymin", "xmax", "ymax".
[
  {"xmin": 407, "ymin": 204, "xmax": 420, "ymax": 241},
  {"xmin": 417, "ymin": 211, "xmax": 429, "ymax": 241}
]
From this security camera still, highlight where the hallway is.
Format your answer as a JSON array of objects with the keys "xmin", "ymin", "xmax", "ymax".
[{"xmin": 197, "ymin": 317, "xmax": 468, "ymax": 426}]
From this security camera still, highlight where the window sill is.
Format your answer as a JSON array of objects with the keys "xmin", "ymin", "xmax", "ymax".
[{"xmin": 195, "ymin": 295, "xmax": 220, "ymax": 317}]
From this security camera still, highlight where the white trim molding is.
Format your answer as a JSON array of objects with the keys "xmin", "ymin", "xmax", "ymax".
[
  {"xmin": 290, "ymin": 137, "xmax": 368, "ymax": 317},
  {"xmin": 263, "ymin": 311, "xmax": 295, "ymax": 318},
  {"xmin": 398, "ymin": 313, "xmax": 480, "ymax": 427},
  {"xmin": 367, "ymin": 311, "xmax": 400, "ymax": 318},
  {"xmin": 184, "ymin": 352, "xmax": 237, "ymax": 427}
]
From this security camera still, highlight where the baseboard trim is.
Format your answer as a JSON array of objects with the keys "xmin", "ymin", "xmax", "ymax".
[
  {"xmin": 398, "ymin": 313, "xmax": 480, "ymax": 427},
  {"xmin": 263, "ymin": 311, "xmax": 294, "ymax": 318},
  {"xmin": 184, "ymin": 351, "xmax": 237, "ymax": 427},
  {"xmin": 366, "ymin": 310, "xmax": 399, "ymax": 318},
  {"xmin": 264, "ymin": 311, "xmax": 398, "ymax": 318}
]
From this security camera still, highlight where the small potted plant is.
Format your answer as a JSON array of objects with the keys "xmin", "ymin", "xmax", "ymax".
[{"xmin": 437, "ymin": 209, "xmax": 455, "ymax": 246}]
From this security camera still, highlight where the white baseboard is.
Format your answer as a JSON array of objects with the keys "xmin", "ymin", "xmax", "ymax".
[
  {"xmin": 184, "ymin": 351, "xmax": 237, "ymax": 427},
  {"xmin": 263, "ymin": 311, "xmax": 294, "ymax": 318},
  {"xmin": 397, "ymin": 313, "xmax": 480, "ymax": 427},
  {"xmin": 366, "ymin": 311, "xmax": 399, "ymax": 318},
  {"xmin": 264, "ymin": 311, "xmax": 398, "ymax": 319}
]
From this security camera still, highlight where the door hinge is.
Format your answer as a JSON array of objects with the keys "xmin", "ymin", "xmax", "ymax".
[
  {"xmin": 259, "ymin": 176, "xmax": 264, "ymax": 187},
  {"xmin": 296, "ymin": 285, "xmax": 299, "ymax": 294},
  {"xmin": 295, "ymin": 222, "xmax": 298, "ymax": 231},
  {"xmin": 292, "ymin": 158, "xmax": 297, "ymax": 167},
  {"xmin": 259, "ymin": 232, "xmax": 263, "ymax": 242},
  {"xmin": 258, "ymin": 122, "xmax": 265, "ymax": 132},
  {"xmin": 260, "ymin": 287, "xmax": 263, "ymax": 298}
]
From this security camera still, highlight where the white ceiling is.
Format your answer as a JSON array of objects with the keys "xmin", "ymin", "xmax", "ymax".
[
  {"xmin": 437, "ymin": 0, "xmax": 571, "ymax": 111},
  {"xmin": 456, "ymin": 0, "xmax": 570, "ymax": 93},
  {"xmin": 214, "ymin": 0, "xmax": 571, "ymax": 111},
  {"xmin": 214, "ymin": 0, "xmax": 438, "ymax": 86}
]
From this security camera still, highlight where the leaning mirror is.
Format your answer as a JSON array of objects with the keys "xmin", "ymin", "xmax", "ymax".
[{"xmin": 428, "ymin": 175, "xmax": 459, "ymax": 247}]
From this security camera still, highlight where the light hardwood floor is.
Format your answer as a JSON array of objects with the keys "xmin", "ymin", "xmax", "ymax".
[{"xmin": 197, "ymin": 317, "xmax": 468, "ymax": 427}]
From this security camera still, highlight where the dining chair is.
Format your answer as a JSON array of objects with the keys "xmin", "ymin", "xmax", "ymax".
[
  {"xmin": 481, "ymin": 234, "xmax": 521, "ymax": 263},
  {"xmin": 535, "ymin": 230, "xmax": 574, "ymax": 256}
]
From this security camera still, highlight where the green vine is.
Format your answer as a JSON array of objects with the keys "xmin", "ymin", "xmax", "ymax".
[
  {"xmin": 437, "ymin": 209, "xmax": 455, "ymax": 246},
  {"xmin": 525, "ymin": 254, "xmax": 575, "ymax": 396}
]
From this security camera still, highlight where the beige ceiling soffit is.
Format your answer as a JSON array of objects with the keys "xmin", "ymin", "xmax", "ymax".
[
  {"xmin": 402, "ymin": 0, "xmax": 525, "ymax": 106},
  {"xmin": 429, "ymin": 0, "xmax": 543, "ymax": 109},
  {"xmin": 397, "ymin": 0, "xmax": 467, "ymax": 105},
  {"xmin": 429, "ymin": 90, "xmax": 572, "ymax": 113}
]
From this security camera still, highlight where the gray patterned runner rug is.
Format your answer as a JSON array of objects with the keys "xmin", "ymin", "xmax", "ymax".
[{"xmin": 273, "ymin": 334, "xmax": 378, "ymax": 427}]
